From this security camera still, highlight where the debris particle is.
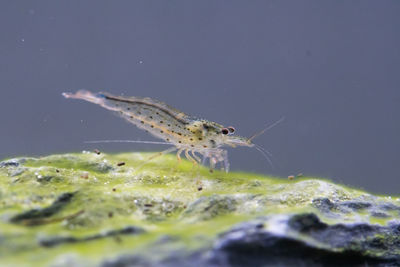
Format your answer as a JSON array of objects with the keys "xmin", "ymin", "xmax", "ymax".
[
  {"xmin": 112, "ymin": 188, "xmax": 116, "ymax": 192},
  {"xmin": 56, "ymin": 169, "xmax": 60, "ymax": 173},
  {"xmin": 108, "ymin": 212, "xmax": 113, "ymax": 218},
  {"xmin": 117, "ymin": 162, "xmax": 125, "ymax": 166},
  {"xmin": 81, "ymin": 173, "xmax": 89, "ymax": 179},
  {"xmin": 288, "ymin": 175, "xmax": 295, "ymax": 180},
  {"xmin": 198, "ymin": 187, "xmax": 203, "ymax": 191},
  {"xmin": 144, "ymin": 203, "xmax": 153, "ymax": 207},
  {"xmin": 94, "ymin": 149, "xmax": 101, "ymax": 155},
  {"xmin": 297, "ymin": 173, "xmax": 303, "ymax": 177}
]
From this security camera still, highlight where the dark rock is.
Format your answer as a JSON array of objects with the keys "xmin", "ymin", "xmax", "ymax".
[
  {"xmin": 288, "ymin": 213, "xmax": 327, "ymax": 232},
  {"xmin": 312, "ymin": 197, "xmax": 336, "ymax": 213},
  {"xmin": 40, "ymin": 226, "xmax": 144, "ymax": 247},
  {"xmin": 371, "ymin": 211, "xmax": 390, "ymax": 218},
  {"xmin": 10, "ymin": 192, "xmax": 76, "ymax": 223},
  {"xmin": 0, "ymin": 159, "xmax": 20, "ymax": 167},
  {"xmin": 379, "ymin": 203, "xmax": 400, "ymax": 211},
  {"xmin": 340, "ymin": 201, "xmax": 372, "ymax": 210},
  {"xmin": 102, "ymin": 214, "xmax": 400, "ymax": 267},
  {"xmin": 209, "ymin": 214, "xmax": 400, "ymax": 267}
]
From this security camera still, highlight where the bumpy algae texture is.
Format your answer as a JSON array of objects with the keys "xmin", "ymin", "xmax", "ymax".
[{"xmin": 0, "ymin": 152, "xmax": 399, "ymax": 266}]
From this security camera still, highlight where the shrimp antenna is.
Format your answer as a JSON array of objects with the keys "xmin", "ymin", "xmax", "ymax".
[
  {"xmin": 248, "ymin": 116, "xmax": 285, "ymax": 142},
  {"xmin": 254, "ymin": 144, "xmax": 274, "ymax": 169},
  {"xmin": 84, "ymin": 140, "xmax": 173, "ymax": 145}
]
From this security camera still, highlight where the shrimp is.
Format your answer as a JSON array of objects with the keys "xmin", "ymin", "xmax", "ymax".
[{"xmin": 63, "ymin": 90, "xmax": 281, "ymax": 172}]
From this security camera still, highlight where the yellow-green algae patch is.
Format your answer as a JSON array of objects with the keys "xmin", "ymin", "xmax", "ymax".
[{"xmin": 0, "ymin": 152, "xmax": 399, "ymax": 266}]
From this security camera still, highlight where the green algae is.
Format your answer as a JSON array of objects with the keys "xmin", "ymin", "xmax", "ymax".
[{"xmin": 0, "ymin": 152, "xmax": 399, "ymax": 266}]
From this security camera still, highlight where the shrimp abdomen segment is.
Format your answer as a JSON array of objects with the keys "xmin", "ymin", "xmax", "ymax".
[{"xmin": 63, "ymin": 90, "xmax": 194, "ymax": 142}]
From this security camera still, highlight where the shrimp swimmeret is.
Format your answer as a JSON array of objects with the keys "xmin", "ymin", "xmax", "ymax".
[{"xmin": 63, "ymin": 90, "xmax": 282, "ymax": 172}]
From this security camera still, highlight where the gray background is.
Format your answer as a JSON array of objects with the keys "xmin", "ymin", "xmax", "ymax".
[{"xmin": 1, "ymin": 1, "xmax": 399, "ymax": 194}]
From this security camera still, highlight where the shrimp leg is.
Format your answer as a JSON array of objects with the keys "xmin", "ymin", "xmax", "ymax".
[
  {"xmin": 136, "ymin": 147, "xmax": 177, "ymax": 170},
  {"xmin": 185, "ymin": 149, "xmax": 198, "ymax": 166},
  {"xmin": 191, "ymin": 151, "xmax": 202, "ymax": 163},
  {"xmin": 147, "ymin": 147, "xmax": 177, "ymax": 161},
  {"xmin": 221, "ymin": 150, "xmax": 230, "ymax": 173},
  {"xmin": 176, "ymin": 148, "xmax": 184, "ymax": 163}
]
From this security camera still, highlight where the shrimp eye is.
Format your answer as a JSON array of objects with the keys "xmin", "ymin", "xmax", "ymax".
[
  {"xmin": 227, "ymin": 126, "xmax": 235, "ymax": 134},
  {"xmin": 221, "ymin": 128, "xmax": 229, "ymax": 135}
]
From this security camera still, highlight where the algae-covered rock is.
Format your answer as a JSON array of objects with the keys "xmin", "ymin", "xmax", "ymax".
[{"xmin": 0, "ymin": 152, "xmax": 399, "ymax": 266}]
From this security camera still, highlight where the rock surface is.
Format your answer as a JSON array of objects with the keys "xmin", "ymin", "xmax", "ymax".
[{"xmin": 0, "ymin": 152, "xmax": 399, "ymax": 266}]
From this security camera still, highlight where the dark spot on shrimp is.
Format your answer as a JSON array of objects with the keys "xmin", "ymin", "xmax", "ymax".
[
  {"xmin": 150, "ymin": 125, "xmax": 154, "ymax": 128},
  {"xmin": 166, "ymin": 138, "xmax": 170, "ymax": 141},
  {"xmin": 160, "ymin": 130, "xmax": 164, "ymax": 133},
  {"xmin": 191, "ymin": 145, "xmax": 194, "ymax": 147},
  {"xmin": 203, "ymin": 124, "xmax": 210, "ymax": 130},
  {"xmin": 190, "ymin": 138, "xmax": 193, "ymax": 141},
  {"xmin": 160, "ymin": 121, "xmax": 163, "ymax": 124},
  {"xmin": 177, "ymin": 133, "xmax": 182, "ymax": 136},
  {"xmin": 127, "ymin": 107, "xmax": 130, "ymax": 110},
  {"xmin": 178, "ymin": 141, "xmax": 182, "ymax": 143},
  {"xmin": 140, "ymin": 121, "xmax": 144, "ymax": 124},
  {"xmin": 198, "ymin": 137, "xmax": 203, "ymax": 141},
  {"xmin": 167, "ymin": 124, "xmax": 171, "ymax": 126},
  {"xmin": 203, "ymin": 145, "xmax": 207, "ymax": 148},
  {"xmin": 149, "ymin": 116, "xmax": 153, "ymax": 119}
]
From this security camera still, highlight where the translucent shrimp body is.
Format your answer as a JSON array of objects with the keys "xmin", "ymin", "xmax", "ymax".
[{"xmin": 63, "ymin": 90, "xmax": 254, "ymax": 172}]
